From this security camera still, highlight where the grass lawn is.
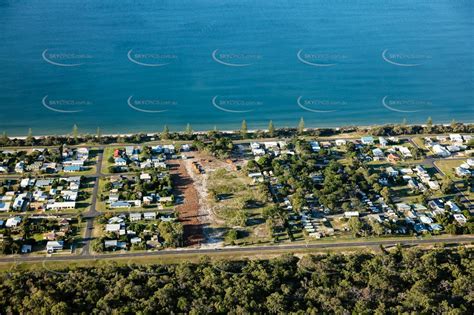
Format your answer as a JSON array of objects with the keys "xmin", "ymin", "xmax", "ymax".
[{"xmin": 434, "ymin": 159, "xmax": 464, "ymax": 178}]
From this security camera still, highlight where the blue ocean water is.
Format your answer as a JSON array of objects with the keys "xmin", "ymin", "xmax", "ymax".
[{"xmin": 0, "ymin": 0, "xmax": 472, "ymax": 135}]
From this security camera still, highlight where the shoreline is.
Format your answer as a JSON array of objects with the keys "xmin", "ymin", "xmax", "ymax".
[{"xmin": 4, "ymin": 121, "xmax": 474, "ymax": 139}]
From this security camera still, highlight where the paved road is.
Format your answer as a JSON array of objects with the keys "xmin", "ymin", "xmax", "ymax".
[
  {"xmin": 1, "ymin": 236, "xmax": 472, "ymax": 264},
  {"xmin": 80, "ymin": 150, "xmax": 104, "ymax": 256}
]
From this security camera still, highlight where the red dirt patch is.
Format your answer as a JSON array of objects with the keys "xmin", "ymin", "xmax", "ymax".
[{"xmin": 169, "ymin": 159, "xmax": 205, "ymax": 246}]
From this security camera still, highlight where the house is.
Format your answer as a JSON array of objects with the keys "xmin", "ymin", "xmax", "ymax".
[
  {"xmin": 5, "ymin": 216, "xmax": 21, "ymax": 228},
  {"xmin": 20, "ymin": 178, "xmax": 31, "ymax": 188},
  {"xmin": 414, "ymin": 223, "xmax": 428, "ymax": 234},
  {"xmin": 46, "ymin": 240, "xmax": 64, "ymax": 252},
  {"xmin": 248, "ymin": 172, "xmax": 264, "ymax": 183},
  {"xmin": 63, "ymin": 159, "xmax": 84, "ymax": 167},
  {"xmin": 453, "ymin": 214, "xmax": 467, "ymax": 225},
  {"xmin": 310, "ymin": 141, "xmax": 321, "ymax": 152},
  {"xmin": 105, "ymin": 224, "xmax": 122, "ymax": 233},
  {"xmin": 0, "ymin": 202, "xmax": 11, "ymax": 212},
  {"xmin": 432, "ymin": 144, "xmax": 451, "ymax": 157},
  {"xmin": 361, "ymin": 136, "xmax": 374, "ymax": 145},
  {"xmin": 396, "ymin": 203, "xmax": 411, "ymax": 212},
  {"xmin": 21, "ymin": 244, "xmax": 32, "ymax": 254},
  {"xmin": 108, "ymin": 216, "xmax": 124, "ymax": 224},
  {"xmin": 140, "ymin": 173, "xmax": 152, "ymax": 181},
  {"xmin": 335, "ymin": 139, "xmax": 346, "ymax": 146},
  {"xmin": 397, "ymin": 146, "xmax": 413, "ymax": 159},
  {"xmin": 143, "ymin": 196, "xmax": 153, "ymax": 205},
  {"xmin": 157, "ymin": 196, "xmax": 173, "ymax": 204},
  {"xmin": 449, "ymin": 134, "xmax": 463, "ymax": 143},
  {"xmin": 387, "ymin": 153, "xmax": 400, "ymax": 164},
  {"xmin": 104, "ymin": 240, "xmax": 127, "ymax": 250},
  {"xmin": 386, "ymin": 167, "xmax": 399, "ymax": 177},
  {"xmin": 15, "ymin": 161, "xmax": 25, "ymax": 173},
  {"xmin": 64, "ymin": 165, "xmax": 82, "ymax": 173},
  {"xmin": 467, "ymin": 159, "xmax": 474, "ymax": 167},
  {"xmin": 181, "ymin": 144, "xmax": 191, "ymax": 152},
  {"xmin": 400, "ymin": 168, "xmax": 414, "ymax": 175},
  {"xmin": 379, "ymin": 137, "xmax": 388, "ymax": 147},
  {"xmin": 46, "ymin": 202, "xmax": 76, "ymax": 210},
  {"xmin": 76, "ymin": 147, "xmax": 89, "ymax": 160},
  {"xmin": 130, "ymin": 237, "xmax": 142, "ymax": 244},
  {"xmin": 114, "ymin": 157, "xmax": 127, "ymax": 166},
  {"xmin": 372, "ymin": 148, "xmax": 384, "ymax": 159},
  {"xmin": 428, "ymin": 200, "xmax": 444, "ymax": 212},
  {"xmin": 419, "ymin": 215, "xmax": 433, "ymax": 225},
  {"xmin": 110, "ymin": 201, "xmax": 132, "ymax": 208},
  {"xmin": 129, "ymin": 213, "xmax": 142, "ymax": 222},
  {"xmin": 144, "ymin": 212, "xmax": 156, "ymax": 220},
  {"xmin": 455, "ymin": 167, "xmax": 471, "ymax": 177},
  {"xmin": 446, "ymin": 201, "xmax": 461, "ymax": 213},
  {"xmin": 428, "ymin": 181, "xmax": 440, "ymax": 190},
  {"xmin": 344, "ymin": 211, "xmax": 359, "ymax": 218}
]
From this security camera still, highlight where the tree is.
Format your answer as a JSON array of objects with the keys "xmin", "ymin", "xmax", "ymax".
[
  {"xmin": 185, "ymin": 123, "xmax": 192, "ymax": 136},
  {"xmin": 96, "ymin": 127, "xmax": 102, "ymax": 143},
  {"xmin": 25, "ymin": 128, "xmax": 34, "ymax": 146},
  {"xmin": 348, "ymin": 217, "xmax": 363, "ymax": 237},
  {"xmin": 240, "ymin": 120, "xmax": 248, "ymax": 139},
  {"xmin": 162, "ymin": 125, "xmax": 170, "ymax": 140},
  {"xmin": 268, "ymin": 120, "xmax": 275, "ymax": 137},
  {"xmin": 441, "ymin": 178, "xmax": 455, "ymax": 194},
  {"xmin": 72, "ymin": 124, "xmax": 79, "ymax": 142},
  {"xmin": 426, "ymin": 117, "xmax": 433, "ymax": 132},
  {"xmin": 0, "ymin": 131, "xmax": 8, "ymax": 146},
  {"xmin": 380, "ymin": 187, "xmax": 391, "ymax": 202},
  {"xmin": 297, "ymin": 117, "xmax": 305, "ymax": 134}
]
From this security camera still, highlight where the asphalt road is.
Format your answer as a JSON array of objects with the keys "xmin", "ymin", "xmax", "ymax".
[
  {"xmin": 80, "ymin": 150, "xmax": 104, "ymax": 256},
  {"xmin": 1, "ymin": 236, "xmax": 472, "ymax": 264}
]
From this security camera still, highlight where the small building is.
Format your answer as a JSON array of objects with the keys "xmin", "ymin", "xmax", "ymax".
[
  {"xmin": 144, "ymin": 212, "xmax": 156, "ymax": 220},
  {"xmin": 453, "ymin": 214, "xmax": 467, "ymax": 225},
  {"xmin": 432, "ymin": 144, "xmax": 451, "ymax": 157},
  {"xmin": 46, "ymin": 240, "xmax": 64, "ymax": 252},
  {"xmin": 5, "ymin": 216, "xmax": 22, "ymax": 228},
  {"xmin": 129, "ymin": 213, "xmax": 142, "ymax": 222},
  {"xmin": 361, "ymin": 136, "xmax": 374, "ymax": 145},
  {"xmin": 344, "ymin": 211, "xmax": 359, "ymax": 218},
  {"xmin": 21, "ymin": 244, "xmax": 32, "ymax": 254},
  {"xmin": 379, "ymin": 137, "xmax": 388, "ymax": 147},
  {"xmin": 64, "ymin": 165, "xmax": 82, "ymax": 173}
]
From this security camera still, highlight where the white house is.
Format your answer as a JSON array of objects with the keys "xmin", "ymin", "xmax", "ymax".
[
  {"xmin": 361, "ymin": 136, "xmax": 374, "ymax": 145},
  {"xmin": 46, "ymin": 202, "xmax": 76, "ymax": 210},
  {"xmin": 432, "ymin": 144, "xmax": 451, "ymax": 157},
  {"xmin": 5, "ymin": 216, "xmax": 21, "ymax": 228},
  {"xmin": 449, "ymin": 134, "xmax": 463, "ymax": 143},
  {"xmin": 46, "ymin": 240, "xmax": 64, "ymax": 252}
]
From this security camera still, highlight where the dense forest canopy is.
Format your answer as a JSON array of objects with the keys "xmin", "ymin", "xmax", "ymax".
[{"xmin": 1, "ymin": 247, "xmax": 473, "ymax": 314}]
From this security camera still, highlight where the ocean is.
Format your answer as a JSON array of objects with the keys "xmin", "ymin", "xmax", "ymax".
[{"xmin": 0, "ymin": 0, "xmax": 472, "ymax": 135}]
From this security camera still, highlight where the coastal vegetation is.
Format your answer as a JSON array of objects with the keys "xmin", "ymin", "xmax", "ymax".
[
  {"xmin": 0, "ymin": 247, "xmax": 472, "ymax": 313},
  {"xmin": 2, "ymin": 122, "xmax": 473, "ymax": 147}
]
